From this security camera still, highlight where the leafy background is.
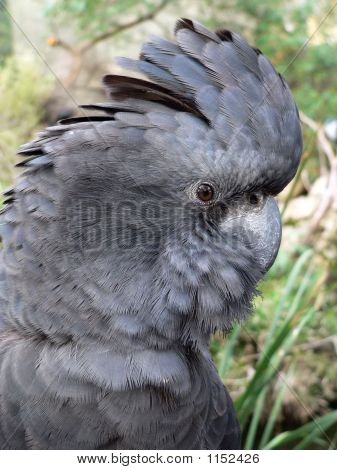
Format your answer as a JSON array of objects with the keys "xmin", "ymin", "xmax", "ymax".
[{"xmin": 1, "ymin": 0, "xmax": 337, "ymax": 449}]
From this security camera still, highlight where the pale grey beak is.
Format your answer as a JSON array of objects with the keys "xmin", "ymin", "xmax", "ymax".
[
  {"xmin": 244, "ymin": 197, "xmax": 281, "ymax": 272},
  {"xmin": 220, "ymin": 196, "xmax": 282, "ymax": 273}
]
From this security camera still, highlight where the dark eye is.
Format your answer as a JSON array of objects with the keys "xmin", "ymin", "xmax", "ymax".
[
  {"xmin": 247, "ymin": 193, "xmax": 261, "ymax": 205},
  {"xmin": 196, "ymin": 183, "xmax": 215, "ymax": 202}
]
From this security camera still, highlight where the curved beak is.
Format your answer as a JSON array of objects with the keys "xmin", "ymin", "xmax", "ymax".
[
  {"xmin": 245, "ymin": 197, "xmax": 282, "ymax": 272},
  {"xmin": 220, "ymin": 196, "xmax": 282, "ymax": 273}
]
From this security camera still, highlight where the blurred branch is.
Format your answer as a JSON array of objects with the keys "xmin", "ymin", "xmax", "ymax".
[
  {"xmin": 299, "ymin": 335, "xmax": 337, "ymax": 355},
  {"xmin": 80, "ymin": 0, "xmax": 169, "ymax": 53},
  {"xmin": 300, "ymin": 111, "xmax": 319, "ymax": 133},
  {"xmin": 48, "ymin": 0, "xmax": 169, "ymax": 87},
  {"xmin": 300, "ymin": 111, "xmax": 337, "ymax": 239},
  {"xmin": 300, "ymin": 112, "xmax": 335, "ymax": 166}
]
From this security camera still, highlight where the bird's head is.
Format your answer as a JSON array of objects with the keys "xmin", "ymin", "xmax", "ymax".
[{"xmin": 1, "ymin": 19, "xmax": 302, "ymax": 342}]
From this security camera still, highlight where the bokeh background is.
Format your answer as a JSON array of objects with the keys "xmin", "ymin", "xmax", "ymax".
[{"xmin": 0, "ymin": 0, "xmax": 337, "ymax": 449}]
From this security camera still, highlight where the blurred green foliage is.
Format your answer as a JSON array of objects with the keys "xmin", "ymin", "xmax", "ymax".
[
  {"xmin": 45, "ymin": 0, "xmax": 174, "ymax": 39},
  {"xmin": 0, "ymin": 1, "xmax": 12, "ymax": 65},
  {"xmin": 0, "ymin": 0, "xmax": 336, "ymax": 449},
  {"xmin": 0, "ymin": 58, "xmax": 53, "ymax": 191}
]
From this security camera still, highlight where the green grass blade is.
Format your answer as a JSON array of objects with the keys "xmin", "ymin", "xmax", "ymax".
[
  {"xmin": 237, "ymin": 258, "xmax": 312, "ymax": 408},
  {"xmin": 237, "ymin": 305, "xmax": 315, "ymax": 425},
  {"xmin": 294, "ymin": 413, "xmax": 337, "ymax": 450},
  {"xmin": 218, "ymin": 323, "xmax": 241, "ymax": 379},
  {"xmin": 244, "ymin": 388, "xmax": 266, "ymax": 449},
  {"xmin": 264, "ymin": 410, "xmax": 337, "ymax": 449},
  {"xmin": 264, "ymin": 248, "xmax": 313, "ymax": 349},
  {"xmin": 259, "ymin": 363, "xmax": 295, "ymax": 449},
  {"xmin": 328, "ymin": 428, "xmax": 337, "ymax": 450},
  {"xmin": 236, "ymin": 260, "xmax": 316, "ymax": 425}
]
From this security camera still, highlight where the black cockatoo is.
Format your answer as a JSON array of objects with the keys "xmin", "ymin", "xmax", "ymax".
[{"xmin": 0, "ymin": 19, "xmax": 302, "ymax": 449}]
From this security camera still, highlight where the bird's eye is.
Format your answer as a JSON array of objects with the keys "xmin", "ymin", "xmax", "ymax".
[
  {"xmin": 196, "ymin": 183, "xmax": 215, "ymax": 202},
  {"xmin": 247, "ymin": 193, "xmax": 261, "ymax": 206}
]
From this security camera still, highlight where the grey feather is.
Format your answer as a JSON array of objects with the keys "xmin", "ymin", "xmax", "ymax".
[{"xmin": 0, "ymin": 18, "xmax": 302, "ymax": 449}]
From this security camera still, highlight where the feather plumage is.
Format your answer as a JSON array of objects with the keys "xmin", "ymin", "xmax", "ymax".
[{"xmin": 0, "ymin": 18, "xmax": 301, "ymax": 449}]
